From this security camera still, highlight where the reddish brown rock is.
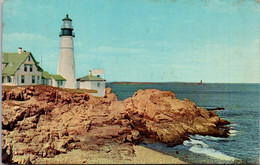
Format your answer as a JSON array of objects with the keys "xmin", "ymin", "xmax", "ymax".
[
  {"xmin": 2, "ymin": 85, "xmax": 230, "ymax": 163},
  {"xmin": 123, "ymin": 89, "xmax": 230, "ymax": 145}
]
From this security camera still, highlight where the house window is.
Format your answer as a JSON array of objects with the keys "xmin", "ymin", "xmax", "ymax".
[
  {"xmin": 28, "ymin": 56, "xmax": 31, "ymax": 61},
  {"xmin": 32, "ymin": 75, "xmax": 35, "ymax": 83},
  {"xmin": 97, "ymin": 75, "xmax": 100, "ymax": 78},
  {"xmin": 7, "ymin": 76, "xmax": 12, "ymax": 83},
  {"xmin": 30, "ymin": 65, "xmax": 33, "ymax": 72},
  {"xmin": 97, "ymin": 82, "xmax": 100, "ymax": 87},
  {"xmin": 21, "ymin": 75, "xmax": 25, "ymax": 83},
  {"xmin": 57, "ymin": 81, "xmax": 63, "ymax": 87},
  {"xmin": 2, "ymin": 76, "xmax": 4, "ymax": 83},
  {"xmin": 24, "ymin": 64, "xmax": 28, "ymax": 72},
  {"xmin": 37, "ymin": 76, "xmax": 40, "ymax": 84}
]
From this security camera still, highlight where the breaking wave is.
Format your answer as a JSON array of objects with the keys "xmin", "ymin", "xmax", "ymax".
[{"xmin": 183, "ymin": 138, "xmax": 237, "ymax": 161}]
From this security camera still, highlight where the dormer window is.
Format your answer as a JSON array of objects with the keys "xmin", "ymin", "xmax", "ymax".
[{"xmin": 28, "ymin": 56, "xmax": 31, "ymax": 61}]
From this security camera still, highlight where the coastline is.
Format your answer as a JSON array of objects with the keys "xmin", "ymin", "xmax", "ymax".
[
  {"xmin": 35, "ymin": 145, "xmax": 186, "ymax": 164},
  {"xmin": 110, "ymin": 82, "xmax": 155, "ymax": 84},
  {"xmin": 2, "ymin": 86, "xmax": 230, "ymax": 164}
]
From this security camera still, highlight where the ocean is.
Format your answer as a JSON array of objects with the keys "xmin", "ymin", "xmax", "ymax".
[{"xmin": 106, "ymin": 83, "xmax": 260, "ymax": 164}]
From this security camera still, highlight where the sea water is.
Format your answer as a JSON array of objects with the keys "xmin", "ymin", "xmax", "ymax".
[{"xmin": 106, "ymin": 83, "xmax": 259, "ymax": 164}]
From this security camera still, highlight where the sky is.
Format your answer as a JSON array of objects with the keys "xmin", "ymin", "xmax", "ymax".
[{"xmin": 2, "ymin": 0, "xmax": 260, "ymax": 83}]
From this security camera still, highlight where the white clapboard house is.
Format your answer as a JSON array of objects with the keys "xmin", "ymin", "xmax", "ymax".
[
  {"xmin": 2, "ymin": 48, "xmax": 43, "ymax": 86},
  {"xmin": 2, "ymin": 47, "xmax": 66, "ymax": 88}
]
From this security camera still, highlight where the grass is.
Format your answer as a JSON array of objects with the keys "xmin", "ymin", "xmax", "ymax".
[
  {"xmin": 62, "ymin": 88, "xmax": 97, "ymax": 94},
  {"xmin": 2, "ymin": 85, "xmax": 98, "ymax": 94}
]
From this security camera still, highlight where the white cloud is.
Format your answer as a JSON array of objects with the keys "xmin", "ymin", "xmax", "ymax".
[
  {"xmin": 3, "ymin": 32, "xmax": 59, "ymax": 74},
  {"xmin": 128, "ymin": 40, "xmax": 182, "ymax": 49},
  {"xmin": 3, "ymin": 32, "xmax": 56, "ymax": 45},
  {"xmin": 90, "ymin": 46, "xmax": 146, "ymax": 54},
  {"xmin": 3, "ymin": 0, "xmax": 56, "ymax": 18},
  {"xmin": 3, "ymin": 32, "xmax": 58, "ymax": 54}
]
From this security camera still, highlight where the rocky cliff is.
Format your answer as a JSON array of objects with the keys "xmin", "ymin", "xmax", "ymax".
[{"xmin": 2, "ymin": 85, "xmax": 230, "ymax": 164}]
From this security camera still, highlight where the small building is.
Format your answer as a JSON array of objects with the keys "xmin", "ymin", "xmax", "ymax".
[
  {"xmin": 2, "ymin": 48, "xmax": 43, "ymax": 86},
  {"xmin": 50, "ymin": 74, "xmax": 66, "ymax": 88},
  {"xmin": 77, "ymin": 69, "xmax": 106, "ymax": 97},
  {"xmin": 42, "ymin": 71, "xmax": 52, "ymax": 85}
]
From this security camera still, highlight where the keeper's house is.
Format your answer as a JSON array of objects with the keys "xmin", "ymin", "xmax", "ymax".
[
  {"xmin": 2, "ymin": 48, "xmax": 43, "ymax": 86},
  {"xmin": 2, "ymin": 47, "xmax": 66, "ymax": 87}
]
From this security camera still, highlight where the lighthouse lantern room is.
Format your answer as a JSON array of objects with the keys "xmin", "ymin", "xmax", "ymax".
[{"xmin": 59, "ymin": 14, "xmax": 75, "ymax": 37}]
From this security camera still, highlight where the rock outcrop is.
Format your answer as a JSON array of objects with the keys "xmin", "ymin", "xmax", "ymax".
[
  {"xmin": 2, "ymin": 85, "xmax": 230, "ymax": 164},
  {"xmin": 123, "ymin": 89, "xmax": 229, "ymax": 146}
]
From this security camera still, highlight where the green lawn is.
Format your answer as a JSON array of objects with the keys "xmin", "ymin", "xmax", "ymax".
[{"xmin": 2, "ymin": 85, "xmax": 98, "ymax": 93}]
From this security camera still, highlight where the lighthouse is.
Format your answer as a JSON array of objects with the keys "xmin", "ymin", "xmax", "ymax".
[{"xmin": 57, "ymin": 14, "xmax": 76, "ymax": 89}]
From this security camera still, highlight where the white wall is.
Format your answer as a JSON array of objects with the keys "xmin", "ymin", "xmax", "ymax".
[
  {"xmin": 78, "ymin": 81, "xmax": 92, "ymax": 89},
  {"xmin": 2, "ymin": 75, "xmax": 15, "ymax": 86},
  {"xmin": 2, "ymin": 64, "xmax": 6, "ymax": 70},
  {"xmin": 57, "ymin": 36, "xmax": 76, "ymax": 89},
  {"xmin": 91, "ymin": 69, "xmax": 104, "ymax": 79},
  {"xmin": 42, "ymin": 79, "xmax": 52, "ymax": 85},
  {"xmin": 78, "ymin": 81, "xmax": 105, "ymax": 97},
  {"xmin": 3, "ymin": 55, "xmax": 42, "ymax": 86},
  {"xmin": 51, "ymin": 77, "xmax": 65, "ymax": 88},
  {"xmin": 91, "ymin": 81, "xmax": 105, "ymax": 97}
]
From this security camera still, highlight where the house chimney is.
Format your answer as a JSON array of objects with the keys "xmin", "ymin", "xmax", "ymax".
[
  {"xmin": 18, "ymin": 47, "xmax": 22, "ymax": 54},
  {"xmin": 23, "ymin": 50, "xmax": 26, "ymax": 52}
]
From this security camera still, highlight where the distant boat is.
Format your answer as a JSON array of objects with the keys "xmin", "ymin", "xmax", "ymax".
[{"xmin": 200, "ymin": 80, "xmax": 203, "ymax": 85}]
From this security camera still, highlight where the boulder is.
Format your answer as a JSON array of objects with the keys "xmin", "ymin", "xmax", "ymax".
[{"xmin": 123, "ymin": 89, "xmax": 230, "ymax": 144}]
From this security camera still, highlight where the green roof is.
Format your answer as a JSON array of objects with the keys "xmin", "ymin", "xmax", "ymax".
[
  {"xmin": 2, "ymin": 52, "xmax": 43, "ymax": 76},
  {"xmin": 42, "ymin": 71, "xmax": 52, "ymax": 79},
  {"xmin": 77, "ymin": 74, "xmax": 105, "ymax": 81},
  {"xmin": 51, "ymin": 74, "xmax": 66, "ymax": 81}
]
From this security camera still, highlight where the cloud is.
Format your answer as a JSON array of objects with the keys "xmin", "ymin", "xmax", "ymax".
[
  {"xmin": 3, "ymin": 0, "xmax": 56, "ymax": 18},
  {"xmin": 3, "ymin": 32, "xmax": 58, "ymax": 52},
  {"xmin": 90, "ymin": 46, "xmax": 146, "ymax": 54},
  {"xmin": 128, "ymin": 40, "xmax": 182, "ymax": 49},
  {"xmin": 3, "ymin": 32, "xmax": 59, "ymax": 74},
  {"xmin": 4, "ymin": 32, "xmax": 56, "ymax": 44}
]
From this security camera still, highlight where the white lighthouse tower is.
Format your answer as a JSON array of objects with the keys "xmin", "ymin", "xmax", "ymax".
[{"xmin": 57, "ymin": 14, "xmax": 76, "ymax": 89}]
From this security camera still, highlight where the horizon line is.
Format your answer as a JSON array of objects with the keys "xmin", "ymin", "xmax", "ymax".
[{"xmin": 107, "ymin": 81, "xmax": 260, "ymax": 84}]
